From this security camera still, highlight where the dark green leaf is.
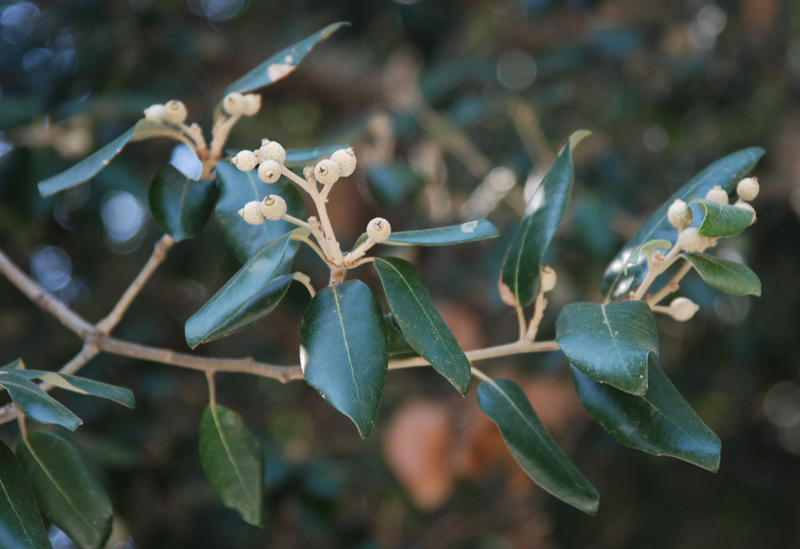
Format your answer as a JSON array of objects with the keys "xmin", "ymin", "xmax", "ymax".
[
  {"xmin": 17, "ymin": 432, "xmax": 113, "ymax": 549},
  {"xmin": 570, "ymin": 358, "xmax": 721, "ymax": 471},
  {"xmin": 285, "ymin": 145, "xmax": 349, "ymax": 168},
  {"xmin": 477, "ymin": 378, "xmax": 599, "ymax": 514},
  {"xmin": 602, "ymin": 147, "xmax": 764, "ymax": 300},
  {"xmin": 384, "ymin": 220, "xmax": 499, "ymax": 247},
  {"xmin": 556, "ymin": 301, "xmax": 658, "ymax": 395},
  {"xmin": 692, "ymin": 199, "xmax": 755, "ymax": 238},
  {"xmin": 217, "ymin": 23, "xmax": 349, "ymax": 113},
  {"xmin": 215, "ymin": 160, "xmax": 305, "ymax": 263},
  {"xmin": 300, "ymin": 280, "xmax": 388, "ymax": 437},
  {"xmin": 148, "ymin": 165, "xmax": 218, "ymax": 241},
  {"xmin": 373, "ymin": 258, "xmax": 471, "ymax": 394},
  {"xmin": 186, "ymin": 233, "xmax": 294, "ymax": 348},
  {"xmin": 0, "ymin": 439, "xmax": 50, "ymax": 549},
  {"xmin": 384, "ymin": 315, "xmax": 418, "ymax": 360},
  {"xmin": 0, "ymin": 372, "xmax": 81, "ymax": 430},
  {"xmin": 681, "ymin": 253, "xmax": 761, "ymax": 296},
  {"xmin": 38, "ymin": 119, "xmax": 192, "ymax": 197},
  {"xmin": 501, "ymin": 130, "xmax": 591, "ymax": 306},
  {"xmin": 199, "ymin": 405, "xmax": 264, "ymax": 527},
  {"xmin": 10, "ymin": 371, "xmax": 134, "ymax": 409}
]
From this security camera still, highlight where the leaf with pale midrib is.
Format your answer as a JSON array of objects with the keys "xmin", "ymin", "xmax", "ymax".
[{"xmin": 0, "ymin": 438, "xmax": 50, "ymax": 549}]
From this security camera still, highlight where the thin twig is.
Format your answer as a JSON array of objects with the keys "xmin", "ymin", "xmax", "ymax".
[
  {"xmin": 525, "ymin": 290, "xmax": 548, "ymax": 342},
  {"xmin": 646, "ymin": 261, "xmax": 693, "ymax": 306}
]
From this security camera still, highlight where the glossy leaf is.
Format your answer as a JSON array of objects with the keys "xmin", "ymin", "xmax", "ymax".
[
  {"xmin": 373, "ymin": 258, "xmax": 471, "ymax": 394},
  {"xmin": 38, "ymin": 119, "xmax": 192, "ymax": 197},
  {"xmin": 11, "ymin": 370, "xmax": 134, "ymax": 409},
  {"xmin": 384, "ymin": 315, "xmax": 418, "ymax": 360},
  {"xmin": 384, "ymin": 220, "xmax": 499, "ymax": 247},
  {"xmin": 501, "ymin": 130, "xmax": 591, "ymax": 306},
  {"xmin": 477, "ymin": 378, "xmax": 599, "ymax": 514},
  {"xmin": 215, "ymin": 160, "xmax": 305, "ymax": 263},
  {"xmin": 186, "ymin": 233, "xmax": 293, "ymax": 348},
  {"xmin": 0, "ymin": 372, "xmax": 81, "ymax": 430},
  {"xmin": 692, "ymin": 198, "xmax": 755, "ymax": 238},
  {"xmin": 556, "ymin": 301, "xmax": 658, "ymax": 396},
  {"xmin": 602, "ymin": 147, "xmax": 764, "ymax": 300},
  {"xmin": 571, "ymin": 358, "xmax": 721, "ymax": 471},
  {"xmin": 199, "ymin": 405, "xmax": 264, "ymax": 527},
  {"xmin": 285, "ymin": 145, "xmax": 348, "ymax": 168},
  {"xmin": 17, "ymin": 431, "xmax": 113, "ymax": 549},
  {"xmin": 300, "ymin": 280, "xmax": 388, "ymax": 437},
  {"xmin": 148, "ymin": 165, "xmax": 218, "ymax": 241},
  {"xmin": 217, "ymin": 23, "xmax": 349, "ymax": 113},
  {"xmin": 681, "ymin": 253, "xmax": 761, "ymax": 296},
  {"xmin": 0, "ymin": 439, "xmax": 49, "ymax": 549}
]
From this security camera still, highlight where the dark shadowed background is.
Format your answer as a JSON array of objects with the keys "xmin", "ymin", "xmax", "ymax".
[{"xmin": 1, "ymin": 0, "xmax": 799, "ymax": 547}]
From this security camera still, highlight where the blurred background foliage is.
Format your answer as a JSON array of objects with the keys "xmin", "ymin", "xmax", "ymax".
[{"xmin": 1, "ymin": 0, "xmax": 799, "ymax": 547}]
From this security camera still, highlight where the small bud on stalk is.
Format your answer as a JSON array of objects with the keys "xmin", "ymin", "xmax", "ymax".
[
  {"xmin": 736, "ymin": 177, "xmax": 759, "ymax": 202},
  {"xmin": 223, "ymin": 92, "xmax": 245, "ymax": 115},
  {"xmin": 165, "ymin": 100, "xmax": 188, "ymax": 125},
  {"xmin": 668, "ymin": 199, "xmax": 692, "ymax": 230},
  {"xmin": 705, "ymin": 184, "xmax": 729, "ymax": 205},
  {"xmin": 314, "ymin": 159, "xmax": 340, "ymax": 185},
  {"xmin": 238, "ymin": 201, "xmax": 266, "ymax": 225},
  {"xmin": 261, "ymin": 195, "xmax": 287, "ymax": 221},
  {"xmin": 258, "ymin": 160, "xmax": 282, "ymax": 183},
  {"xmin": 677, "ymin": 227, "xmax": 709, "ymax": 253},
  {"xmin": 367, "ymin": 217, "xmax": 391, "ymax": 243},
  {"xmin": 257, "ymin": 140, "xmax": 286, "ymax": 164},
  {"xmin": 540, "ymin": 265, "xmax": 557, "ymax": 293},
  {"xmin": 668, "ymin": 297, "xmax": 699, "ymax": 321},
  {"xmin": 144, "ymin": 104, "xmax": 167, "ymax": 123},
  {"xmin": 232, "ymin": 150, "xmax": 258, "ymax": 172},
  {"xmin": 331, "ymin": 148, "xmax": 357, "ymax": 177}
]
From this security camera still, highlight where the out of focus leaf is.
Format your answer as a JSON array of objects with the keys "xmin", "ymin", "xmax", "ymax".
[
  {"xmin": 17, "ymin": 431, "xmax": 113, "ymax": 549},
  {"xmin": 571, "ymin": 358, "xmax": 721, "ymax": 472},
  {"xmin": 386, "ymin": 220, "xmax": 499, "ymax": 247},
  {"xmin": 477, "ymin": 378, "xmax": 599, "ymax": 514}
]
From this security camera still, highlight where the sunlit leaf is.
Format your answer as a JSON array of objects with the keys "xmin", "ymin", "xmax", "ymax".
[
  {"xmin": 571, "ymin": 358, "xmax": 721, "ymax": 472},
  {"xmin": 17, "ymin": 431, "xmax": 113, "ymax": 549},
  {"xmin": 199, "ymin": 405, "xmax": 264, "ymax": 527},
  {"xmin": 681, "ymin": 253, "xmax": 761, "ymax": 296},
  {"xmin": 602, "ymin": 147, "xmax": 764, "ymax": 300},
  {"xmin": 300, "ymin": 280, "xmax": 387, "ymax": 437},
  {"xmin": 478, "ymin": 378, "xmax": 599, "ymax": 514},
  {"xmin": 148, "ymin": 165, "xmax": 218, "ymax": 241},
  {"xmin": 501, "ymin": 130, "xmax": 591, "ymax": 306},
  {"xmin": 556, "ymin": 301, "xmax": 658, "ymax": 395},
  {"xmin": 0, "ymin": 439, "xmax": 49, "ymax": 549},
  {"xmin": 38, "ymin": 119, "xmax": 192, "ymax": 197},
  {"xmin": 373, "ymin": 257, "xmax": 471, "ymax": 394}
]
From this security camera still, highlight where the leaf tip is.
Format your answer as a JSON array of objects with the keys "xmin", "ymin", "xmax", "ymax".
[{"xmin": 569, "ymin": 129, "xmax": 592, "ymax": 150}]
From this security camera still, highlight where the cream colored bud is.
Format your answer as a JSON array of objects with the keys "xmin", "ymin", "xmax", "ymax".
[
  {"xmin": 367, "ymin": 217, "xmax": 391, "ymax": 243},
  {"xmin": 314, "ymin": 159, "xmax": 340, "ymax": 185},
  {"xmin": 303, "ymin": 166, "xmax": 316, "ymax": 182},
  {"xmin": 540, "ymin": 266, "xmax": 557, "ymax": 293},
  {"xmin": 257, "ymin": 140, "xmax": 286, "ymax": 164},
  {"xmin": 258, "ymin": 160, "xmax": 282, "ymax": 184},
  {"xmin": 705, "ymin": 184, "xmax": 729, "ymax": 205},
  {"xmin": 737, "ymin": 177, "xmax": 759, "ymax": 202},
  {"xmin": 144, "ymin": 104, "xmax": 166, "ymax": 123},
  {"xmin": 232, "ymin": 150, "xmax": 258, "ymax": 172},
  {"xmin": 261, "ymin": 195, "xmax": 287, "ymax": 221},
  {"xmin": 668, "ymin": 297, "xmax": 699, "ymax": 322},
  {"xmin": 667, "ymin": 199, "xmax": 692, "ymax": 229},
  {"xmin": 677, "ymin": 227, "xmax": 709, "ymax": 253},
  {"xmin": 242, "ymin": 94, "xmax": 262, "ymax": 116},
  {"xmin": 164, "ymin": 100, "xmax": 187, "ymax": 125},
  {"xmin": 735, "ymin": 201, "xmax": 757, "ymax": 225},
  {"xmin": 223, "ymin": 92, "xmax": 245, "ymax": 115},
  {"xmin": 239, "ymin": 201, "xmax": 266, "ymax": 225},
  {"xmin": 331, "ymin": 147, "xmax": 357, "ymax": 178}
]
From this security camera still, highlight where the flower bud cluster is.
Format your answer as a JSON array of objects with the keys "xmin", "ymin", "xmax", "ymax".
[
  {"xmin": 223, "ymin": 92, "xmax": 262, "ymax": 117},
  {"xmin": 231, "ymin": 140, "xmax": 287, "ymax": 184},
  {"xmin": 144, "ymin": 100, "xmax": 188, "ymax": 126},
  {"xmin": 668, "ymin": 199, "xmax": 692, "ymax": 230},
  {"xmin": 237, "ymin": 195, "xmax": 288, "ymax": 225},
  {"xmin": 313, "ymin": 148, "xmax": 357, "ymax": 186},
  {"xmin": 735, "ymin": 177, "xmax": 759, "ymax": 225}
]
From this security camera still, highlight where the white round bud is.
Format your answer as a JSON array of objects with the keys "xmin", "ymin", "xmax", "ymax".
[
  {"xmin": 367, "ymin": 217, "xmax": 391, "ymax": 243},
  {"xmin": 669, "ymin": 297, "xmax": 699, "ymax": 322},
  {"xmin": 261, "ymin": 195, "xmax": 287, "ymax": 221},
  {"xmin": 144, "ymin": 104, "xmax": 166, "ymax": 123},
  {"xmin": 705, "ymin": 184, "xmax": 729, "ymax": 205},
  {"xmin": 257, "ymin": 140, "xmax": 286, "ymax": 165},
  {"xmin": 314, "ymin": 159, "xmax": 340, "ymax": 185},
  {"xmin": 677, "ymin": 227, "xmax": 709, "ymax": 253},
  {"xmin": 735, "ymin": 201, "xmax": 757, "ymax": 225},
  {"xmin": 239, "ymin": 201, "xmax": 266, "ymax": 225},
  {"xmin": 164, "ymin": 100, "xmax": 188, "ymax": 125},
  {"xmin": 258, "ymin": 160, "xmax": 282, "ymax": 184},
  {"xmin": 223, "ymin": 92, "xmax": 245, "ymax": 115},
  {"xmin": 331, "ymin": 147, "xmax": 357, "ymax": 178},
  {"xmin": 540, "ymin": 265, "xmax": 557, "ymax": 293},
  {"xmin": 242, "ymin": 94, "xmax": 262, "ymax": 117},
  {"xmin": 736, "ymin": 177, "xmax": 759, "ymax": 202},
  {"xmin": 232, "ymin": 150, "xmax": 258, "ymax": 172},
  {"xmin": 667, "ymin": 199, "xmax": 692, "ymax": 229}
]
